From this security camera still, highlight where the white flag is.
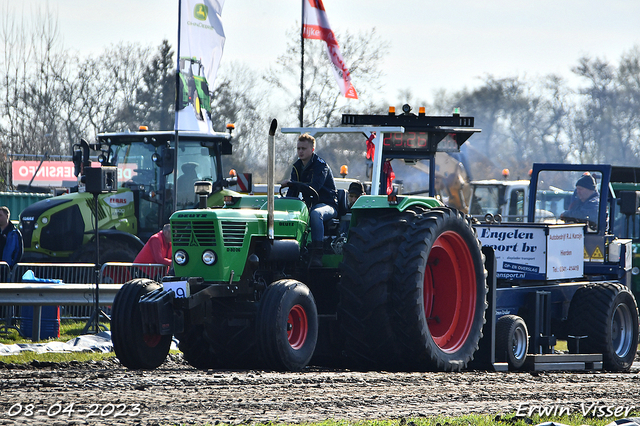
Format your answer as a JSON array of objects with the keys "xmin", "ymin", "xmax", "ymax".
[
  {"xmin": 175, "ymin": 0, "xmax": 226, "ymax": 132},
  {"xmin": 303, "ymin": 0, "xmax": 358, "ymax": 99}
]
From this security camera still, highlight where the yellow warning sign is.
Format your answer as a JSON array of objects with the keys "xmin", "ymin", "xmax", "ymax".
[
  {"xmin": 591, "ymin": 246, "xmax": 604, "ymax": 262},
  {"xmin": 584, "ymin": 247, "xmax": 589, "ymax": 259}
]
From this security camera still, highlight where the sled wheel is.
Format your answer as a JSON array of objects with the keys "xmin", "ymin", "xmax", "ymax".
[
  {"xmin": 567, "ymin": 282, "xmax": 639, "ymax": 371},
  {"xmin": 496, "ymin": 315, "xmax": 528, "ymax": 370},
  {"xmin": 391, "ymin": 207, "xmax": 488, "ymax": 371},
  {"xmin": 257, "ymin": 279, "xmax": 318, "ymax": 371},
  {"xmin": 111, "ymin": 278, "xmax": 171, "ymax": 369}
]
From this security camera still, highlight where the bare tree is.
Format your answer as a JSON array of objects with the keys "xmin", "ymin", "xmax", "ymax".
[{"xmin": 262, "ymin": 26, "xmax": 389, "ymax": 178}]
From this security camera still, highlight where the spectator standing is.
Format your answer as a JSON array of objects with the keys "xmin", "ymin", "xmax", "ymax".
[
  {"xmin": 134, "ymin": 224, "xmax": 172, "ymax": 276},
  {"xmin": 0, "ymin": 206, "xmax": 23, "ymax": 267}
]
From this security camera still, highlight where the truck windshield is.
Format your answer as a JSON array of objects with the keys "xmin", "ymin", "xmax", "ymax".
[
  {"xmin": 534, "ymin": 170, "xmax": 602, "ymax": 231},
  {"xmin": 469, "ymin": 185, "xmax": 501, "ymax": 217}
]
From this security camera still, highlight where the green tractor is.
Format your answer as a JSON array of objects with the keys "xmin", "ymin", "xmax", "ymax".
[
  {"xmin": 19, "ymin": 129, "xmax": 241, "ymax": 263},
  {"xmin": 609, "ymin": 167, "xmax": 640, "ymax": 302},
  {"xmin": 111, "ymin": 110, "xmax": 489, "ymax": 371}
]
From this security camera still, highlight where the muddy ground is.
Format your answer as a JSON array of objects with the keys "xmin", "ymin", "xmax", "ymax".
[{"xmin": 0, "ymin": 355, "xmax": 639, "ymax": 426}]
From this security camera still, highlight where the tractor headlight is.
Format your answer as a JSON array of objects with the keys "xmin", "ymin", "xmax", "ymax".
[
  {"xmin": 174, "ymin": 250, "xmax": 188, "ymax": 265},
  {"xmin": 202, "ymin": 250, "xmax": 217, "ymax": 265},
  {"xmin": 632, "ymin": 266, "xmax": 639, "ymax": 276}
]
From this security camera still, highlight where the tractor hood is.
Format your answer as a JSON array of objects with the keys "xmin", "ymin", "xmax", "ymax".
[{"xmin": 169, "ymin": 198, "xmax": 310, "ymax": 283}]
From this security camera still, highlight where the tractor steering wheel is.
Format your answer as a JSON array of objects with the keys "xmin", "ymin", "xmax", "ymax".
[{"xmin": 280, "ymin": 181, "xmax": 319, "ymax": 206}]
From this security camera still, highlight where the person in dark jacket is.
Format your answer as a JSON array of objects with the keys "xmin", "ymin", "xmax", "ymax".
[
  {"xmin": 0, "ymin": 206, "xmax": 23, "ymax": 267},
  {"xmin": 281, "ymin": 133, "xmax": 338, "ymax": 267},
  {"xmin": 561, "ymin": 174, "xmax": 600, "ymax": 229}
]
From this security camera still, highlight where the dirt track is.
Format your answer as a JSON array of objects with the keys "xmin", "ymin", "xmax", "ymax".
[{"xmin": 1, "ymin": 355, "xmax": 639, "ymax": 426}]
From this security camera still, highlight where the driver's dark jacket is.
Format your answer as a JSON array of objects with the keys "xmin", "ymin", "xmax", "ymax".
[
  {"xmin": 562, "ymin": 191, "xmax": 599, "ymax": 224},
  {"xmin": 288, "ymin": 153, "xmax": 338, "ymax": 209}
]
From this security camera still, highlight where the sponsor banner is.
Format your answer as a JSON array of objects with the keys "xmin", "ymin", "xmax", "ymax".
[
  {"xmin": 476, "ymin": 224, "xmax": 584, "ymax": 281},
  {"xmin": 12, "ymin": 161, "xmax": 77, "ymax": 187},
  {"xmin": 12, "ymin": 161, "xmax": 140, "ymax": 187},
  {"xmin": 175, "ymin": 0, "xmax": 225, "ymax": 132},
  {"xmin": 546, "ymin": 226, "xmax": 584, "ymax": 279}
]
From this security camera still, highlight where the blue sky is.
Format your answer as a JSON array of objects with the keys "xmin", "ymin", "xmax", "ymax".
[{"xmin": 5, "ymin": 0, "xmax": 640, "ymax": 105}]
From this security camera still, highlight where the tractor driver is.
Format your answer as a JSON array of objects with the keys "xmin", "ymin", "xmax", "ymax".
[
  {"xmin": 560, "ymin": 174, "xmax": 599, "ymax": 229},
  {"xmin": 281, "ymin": 133, "xmax": 338, "ymax": 267}
]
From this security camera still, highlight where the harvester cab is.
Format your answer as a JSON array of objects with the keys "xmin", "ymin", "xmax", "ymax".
[{"xmin": 19, "ymin": 129, "xmax": 241, "ymax": 263}]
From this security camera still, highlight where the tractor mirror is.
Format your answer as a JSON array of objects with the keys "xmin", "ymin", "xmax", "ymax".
[{"xmin": 155, "ymin": 147, "xmax": 175, "ymax": 176}]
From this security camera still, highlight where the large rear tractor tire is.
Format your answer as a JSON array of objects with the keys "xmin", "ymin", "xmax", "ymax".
[
  {"xmin": 338, "ymin": 211, "xmax": 413, "ymax": 369},
  {"xmin": 339, "ymin": 207, "xmax": 487, "ymax": 371},
  {"xmin": 495, "ymin": 315, "xmax": 529, "ymax": 370},
  {"xmin": 111, "ymin": 279, "xmax": 172, "ymax": 369},
  {"xmin": 567, "ymin": 282, "xmax": 639, "ymax": 372},
  {"xmin": 257, "ymin": 280, "xmax": 318, "ymax": 371},
  {"xmin": 390, "ymin": 207, "xmax": 487, "ymax": 371}
]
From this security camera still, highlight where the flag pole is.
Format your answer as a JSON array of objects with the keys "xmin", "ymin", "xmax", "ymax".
[
  {"xmin": 299, "ymin": 0, "xmax": 304, "ymax": 127},
  {"xmin": 174, "ymin": 0, "xmax": 182, "ymax": 213}
]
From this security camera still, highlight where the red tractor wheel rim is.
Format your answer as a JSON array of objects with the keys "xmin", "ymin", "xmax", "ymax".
[
  {"xmin": 287, "ymin": 304, "xmax": 308, "ymax": 350},
  {"xmin": 143, "ymin": 334, "xmax": 161, "ymax": 347},
  {"xmin": 423, "ymin": 230, "xmax": 477, "ymax": 353}
]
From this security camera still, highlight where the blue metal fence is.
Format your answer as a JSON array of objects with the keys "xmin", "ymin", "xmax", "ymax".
[{"xmin": 0, "ymin": 262, "xmax": 169, "ymax": 339}]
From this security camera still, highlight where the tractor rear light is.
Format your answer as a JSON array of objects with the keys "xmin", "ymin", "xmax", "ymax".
[
  {"xmin": 202, "ymin": 250, "xmax": 217, "ymax": 265},
  {"xmin": 224, "ymin": 196, "xmax": 237, "ymax": 206},
  {"xmin": 174, "ymin": 250, "xmax": 188, "ymax": 265}
]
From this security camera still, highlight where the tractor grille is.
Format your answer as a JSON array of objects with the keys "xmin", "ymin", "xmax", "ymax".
[
  {"xmin": 172, "ymin": 220, "xmax": 216, "ymax": 247},
  {"xmin": 221, "ymin": 221, "xmax": 246, "ymax": 247},
  {"xmin": 86, "ymin": 199, "xmax": 107, "ymax": 221}
]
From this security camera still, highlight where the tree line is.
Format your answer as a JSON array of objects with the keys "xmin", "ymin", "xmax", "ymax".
[{"xmin": 1, "ymin": 9, "xmax": 639, "ymax": 189}]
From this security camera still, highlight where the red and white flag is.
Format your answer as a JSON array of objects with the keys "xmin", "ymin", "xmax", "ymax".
[{"xmin": 303, "ymin": 0, "xmax": 358, "ymax": 99}]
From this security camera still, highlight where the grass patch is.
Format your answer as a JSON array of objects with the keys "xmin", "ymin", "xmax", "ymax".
[
  {"xmin": 0, "ymin": 351, "xmax": 115, "ymax": 365},
  {"xmin": 187, "ymin": 413, "xmax": 640, "ymax": 426},
  {"xmin": 0, "ymin": 319, "xmax": 114, "ymax": 365},
  {"xmin": 0, "ymin": 319, "xmax": 110, "ymax": 344}
]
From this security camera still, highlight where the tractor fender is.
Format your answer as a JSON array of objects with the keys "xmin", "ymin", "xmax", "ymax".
[{"xmin": 350, "ymin": 195, "xmax": 444, "ymax": 218}]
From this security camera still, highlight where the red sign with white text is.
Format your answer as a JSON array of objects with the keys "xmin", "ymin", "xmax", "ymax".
[{"xmin": 12, "ymin": 161, "xmax": 139, "ymax": 187}]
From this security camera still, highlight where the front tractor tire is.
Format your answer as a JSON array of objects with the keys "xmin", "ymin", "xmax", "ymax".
[
  {"xmin": 111, "ymin": 279, "xmax": 172, "ymax": 369},
  {"xmin": 567, "ymin": 282, "xmax": 639, "ymax": 372},
  {"xmin": 339, "ymin": 207, "xmax": 487, "ymax": 371},
  {"xmin": 257, "ymin": 280, "xmax": 318, "ymax": 371}
]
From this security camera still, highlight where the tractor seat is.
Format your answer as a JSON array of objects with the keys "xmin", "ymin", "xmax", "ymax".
[{"xmin": 325, "ymin": 189, "xmax": 348, "ymax": 235}]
